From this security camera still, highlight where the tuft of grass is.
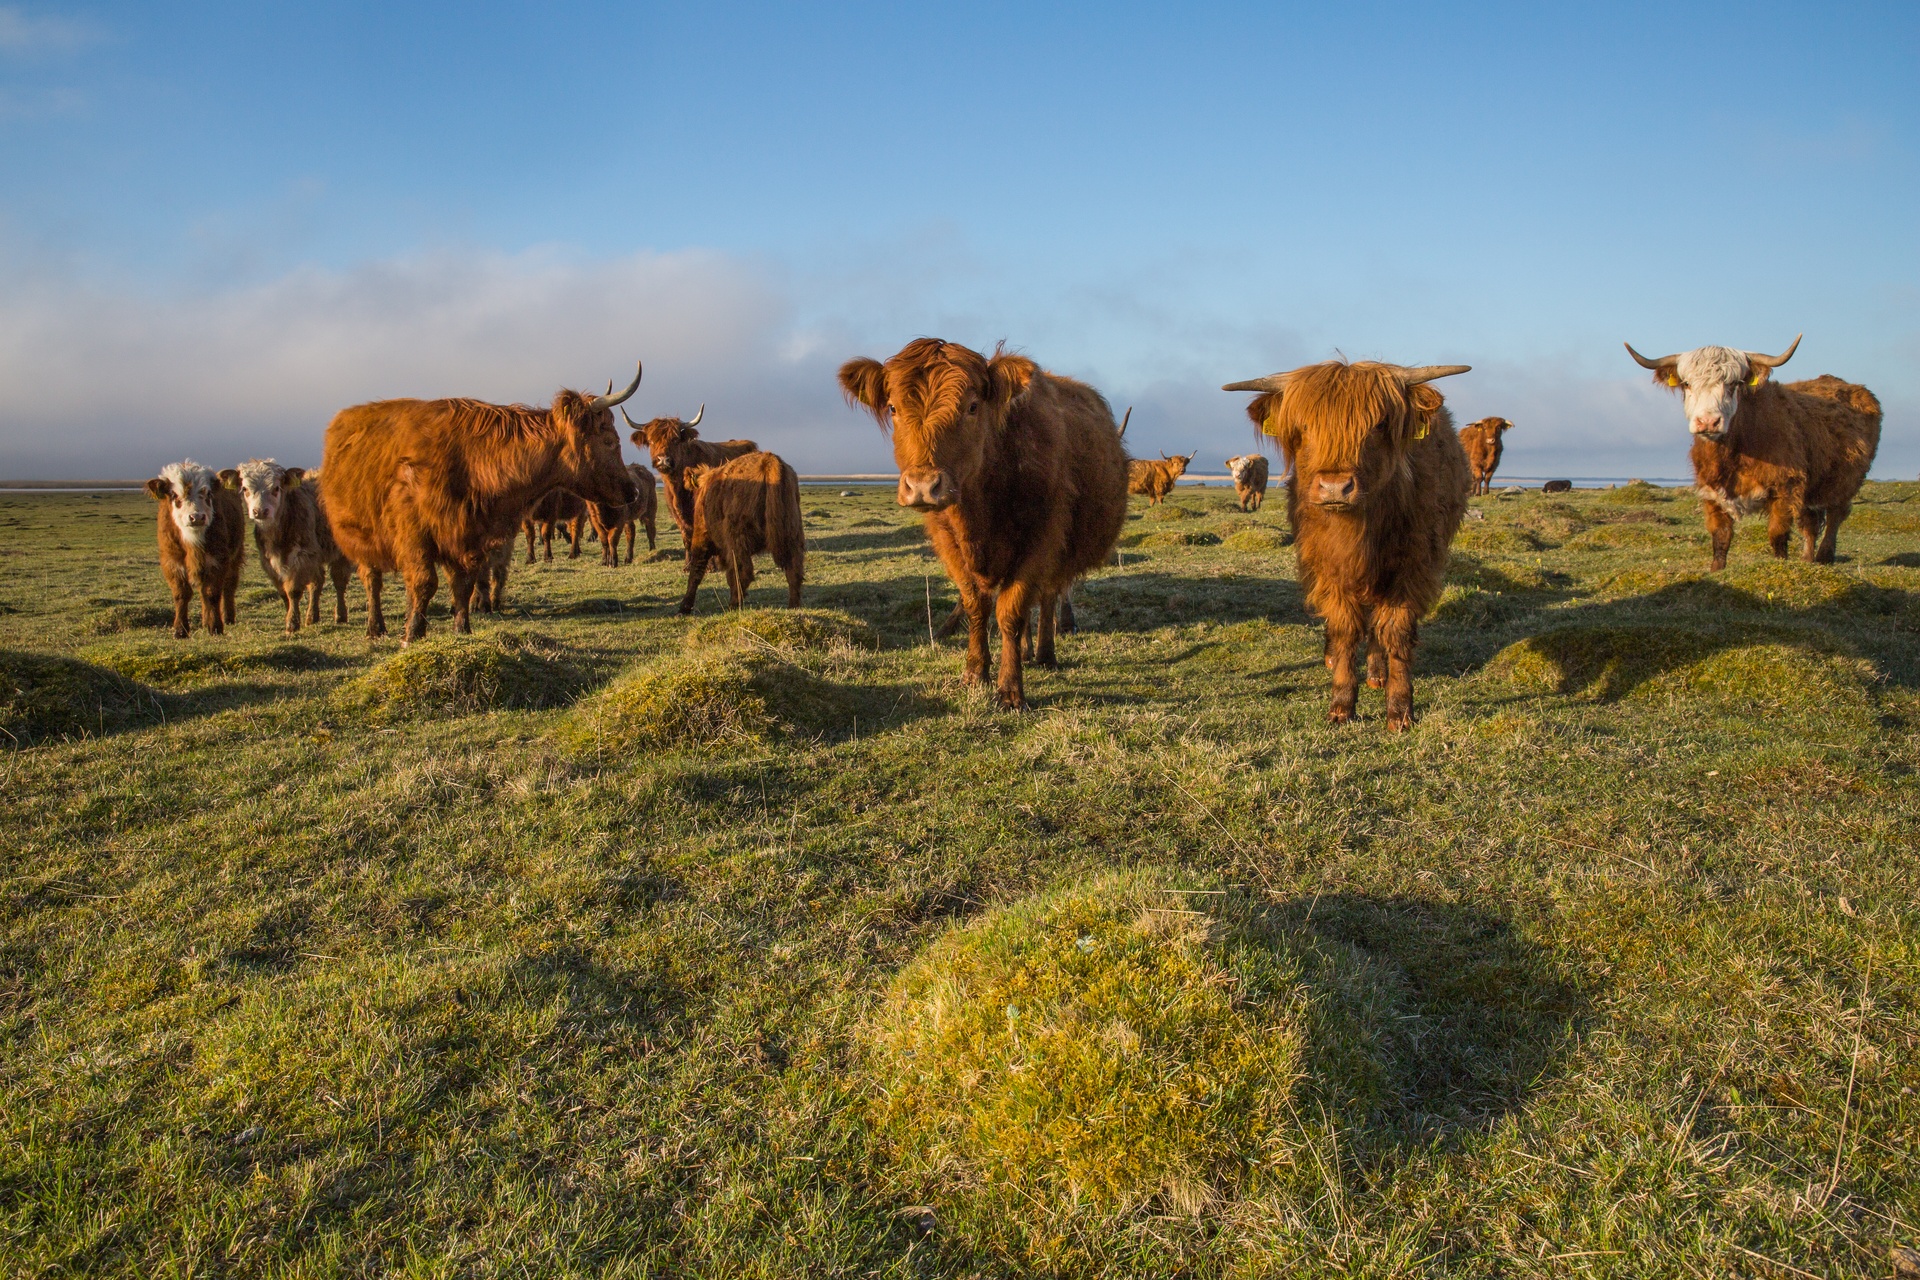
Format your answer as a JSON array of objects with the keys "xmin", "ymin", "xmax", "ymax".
[
  {"xmin": 686, "ymin": 608, "xmax": 878, "ymax": 654},
  {"xmin": 556, "ymin": 650, "xmax": 864, "ymax": 756},
  {"xmin": 865, "ymin": 871, "xmax": 1406, "ymax": 1272},
  {"xmin": 82, "ymin": 603, "xmax": 176, "ymax": 635},
  {"xmin": 1135, "ymin": 529, "xmax": 1222, "ymax": 548},
  {"xmin": 1220, "ymin": 527, "xmax": 1290, "ymax": 552},
  {"xmin": 1597, "ymin": 479, "xmax": 1667, "ymax": 505},
  {"xmin": 1565, "ymin": 523, "xmax": 1675, "ymax": 551},
  {"xmin": 331, "ymin": 631, "xmax": 587, "ymax": 721},
  {"xmin": 1144, "ymin": 504, "xmax": 1198, "ymax": 522},
  {"xmin": 76, "ymin": 640, "xmax": 339, "ymax": 686},
  {"xmin": 1452, "ymin": 524, "xmax": 1545, "ymax": 555},
  {"xmin": 0, "ymin": 649, "xmax": 159, "ymax": 744}
]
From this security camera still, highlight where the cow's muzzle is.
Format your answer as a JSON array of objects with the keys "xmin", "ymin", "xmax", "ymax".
[
  {"xmin": 898, "ymin": 468, "xmax": 957, "ymax": 511},
  {"xmin": 1312, "ymin": 474, "xmax": 1360, "ymax": 510}
]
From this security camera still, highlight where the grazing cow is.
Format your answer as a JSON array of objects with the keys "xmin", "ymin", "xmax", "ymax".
[
  {"xmin": 1127, "ymin": 450, "xmax": 1196, "ymax": 505},
  {"xmin": 676, "ymin": 452, "xmax": 805, "ymax": 613},
  {"xmin": 523, "ymin": 490, "xmax": 588, "ymax": 563},
  {"xmin": 1543, "ymin": 479, "xmax": 1573, "ymax": 494},
  {"xmin": 622, "ymin": 406, "xmax": 757, "ymax": 548},
  {"xmin": 1224, "ymin": 360, "xmax": 1472, "ymax": 730},
  {"xmin": 1224, "ymin": 454, "xmax": 1271, "ymax": 511},
  {"xmin": 1458, "ymin": 417, "xmax": 1513, "ymax": 496},
  {"xmin": 1625, "ymin": 336, "xmax": 1882, "ymax": 570},
  {"xmin": 588, "ymin": 463, "xmax": 659, "ymax": 565},
  {"xmin": 320, "ymin": 364, "xmax": 644, "ymax": 641},
  {"xmin": 234, "ymin": 459, "xmax": 351, "ymax": 633},
  {"xmin": 146, "ymin": 460, "xmax": 246, "ymax": 639},
  {"xmin": 840, "ymin": 338, "xmax": 1128, "ymax": 709}
]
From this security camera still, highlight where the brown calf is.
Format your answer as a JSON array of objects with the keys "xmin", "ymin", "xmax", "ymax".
[
  {"xmin": 523, "ymin": 490, "xmax": 588, "ymax": 563},
  {"xmin": 1457, "ymin": 417, "xmax": 1512, "ymax": 495},
  {"xmin": 840, "ymin": 338, "xmax": 1128, "ymax": 709},
  {"xmin": 235, "ymin": 459, "xmax": 351, "ymax": 633},
  {"xmin": 1127, "ymin": 450, "xmax": 1196, "ymax": 504},
  {"xmin": 588, "ymin": 463, "xmax": 659, "ymax": 564},
  {"xmin": 1624, "ymin": 337, "xmax": 1881, "ymax": 570},
  {"xmin": 1224, "ymin": 454, "xmax": 1271, "ymax": 511},
  {"xmin": 146, "ymin": 460, "xmax": 246, "ymax": 639},
  {"xmin": 676, "ymin": 452, "xmax": 805, "ymax": 613},
  {"xmin": 622, "ymin": 406, "xmax": 757, "ymax": 548},
  {"xmin": 1225, "ymin": 360, "xmax": 1472, "ymax": 730}
]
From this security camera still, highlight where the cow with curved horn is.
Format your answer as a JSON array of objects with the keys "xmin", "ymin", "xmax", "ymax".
[
  {"xmin": 622, "ymin": 403, "xmax": 758, "ymax": 549},
  {"xmin": 1126, "ymin": 446, "xmax": 1197, "ymax": 506},
  {"xmin": 1624, "ymin": 335, "xmax": 1880, "ymax": 569},
  {"xmin": 320, "ymin": 363, "xmax": 644, "ymax": 641},
  {"xmin": 1224, "ymin": 359, "xmax": 1472, "ymax": 730}
]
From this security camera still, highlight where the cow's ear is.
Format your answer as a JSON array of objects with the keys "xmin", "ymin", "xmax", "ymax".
[
  {"xmin": 1244, "ymin": 392, "xmax": 1282, "ymax": 434},
  {"xmin": 1654, "ymin": 366, "xmax": 1680, "ymax": 389},
  {"xmin": 1745, "ymin": 365, "xmax": 1774, "ymax": 389},
  {"xmin": 1409, "ymin": 384, "xmax": 1445, "ymax": 423},
  {"xmin": 218, "ymin": 468, "xmax": 241, "ymax": 490},
  {"xmin": 146, "ymin": 477, "xmax": 171, "ymax": 501},
  {"xmin": 985, "ymin": 350, "xmax": 1038, "ymax": 416},
  {"xmin": 281, "ymin": 467, "xmax": 306, "ymax": 488},
  {"xmin": 838, "ymin": 357, "xmax": 888, "ymax": 425},
  {"xmin": 551, "ymin": 388, "xmax": 590, "ymax": 429},
  {"xmin": 630, "ymin": 429, "xmax": 646, "ymax": 447}
]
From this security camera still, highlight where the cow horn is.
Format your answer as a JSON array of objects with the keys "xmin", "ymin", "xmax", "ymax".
[
  {"xmin": 589, "ymin": 361, "xmax": 644, "ymax": 411},
  {"xmin": 685, "ymin": 404, "xmax": 704, "ymax": 428},
  {"xmin": 1624, "ymin": 342, "xmax": 1677, "ymax": 370},
  {"xmin": 1117, "ymin": 406, "xmax": 1131, "ymax": 438},
  {"xmin": 1222, "ymin": 372, "xmax": 1293, "ymax": 393},
  {"xmin": 1745, "ymin": 334, "xmax": 1801, "ymax": 369},
  {"xmin": 1396, "ymin": 364, "xmax": 1472, "ymax": 385},
  {"xmin": 619, "ymin": 406, "xmax": 643, "ymax": 430}
]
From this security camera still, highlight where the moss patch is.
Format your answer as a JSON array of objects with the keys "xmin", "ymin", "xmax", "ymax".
[
  {"xmin": 556, "ymin": 651, "xmax": 864, "ymax": 756},
  {"xmin": 1597, "ymin": 480, "xmax": 1668, "ymax": 505},
  {"xmin": 1, "ymin": 649, "xmax": 159, "ymax": 745},
  {"xmin": 685, "ymin": 608, "xmax": 878, "ymax": 654},
  {"xmin": 865, "ymin": 871, "xmax": 1406, "ymax": 1271},
  {"xmin": 1136, "ymin": 529, "xmax": 1221, "ymax": 549},
  {"xmin": 1453, "ymin": 524, "xmax": 1545, "ymax": 555},
  {"xmin": 1220, "ymin": 527, "xmax": 1290, "ymax": 553},
  {"xmin": 1565, "ymin": 523, "xmax": 1674, "ymax": 551},
  {"xmin": 1144, "ymin": 504, "xmax": 1198, "ymax": 522},
  {"xmin": 332, "ymin": 632, "xmax": 588, "ymax": 721},
  {"xmin": 77, "ymin": 640, "xmax": 341, "ymax": 686}
]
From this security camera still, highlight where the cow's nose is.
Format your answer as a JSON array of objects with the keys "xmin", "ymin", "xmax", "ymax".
[
  {"xmin": 1314, "ymin": 474, "xmax": 1358, "ymax": 506},
  {"xmin": 897, "ymin": 468, "xmax": 956, "ymax": 511},
  {"xmin": 1692, "ymin": 413, "xmax": 1723, "ymax": 435},
  {"xmin": 187, "ymin": 513, "xmax": 207, "ymax": 525}
]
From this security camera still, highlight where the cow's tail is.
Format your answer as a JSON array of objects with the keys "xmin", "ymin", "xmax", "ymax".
[{"xmin": 769, "ymin": 460, "xmax": 805, "ymax": 584}]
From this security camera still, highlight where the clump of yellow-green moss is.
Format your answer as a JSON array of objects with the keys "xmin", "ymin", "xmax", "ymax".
[
  {"xmin": 1, "ymin": 649, "xmax": 160, "ymax": 745},
  {"xmin": 557, "ymin": 650, "xmax": 858, "ymax": 756},
  {"xmin": 685, "ymin": 608, "xmax": 877, "ymax": 654},
  {"xmin": 1565, "ymin": 523, "xmax": 1675, "ymax": 551},
  {"xmin": 1452, "ymin": 524, "xmax": 1545, "ymax": 555},
  {"xmin": 1597, "ymin": 479, "xmax": 1668, "ymax": 505},
  {"xmin": 1221, "ymin": 527, "xmax": 1290, "ymax": 553},
  {"xmin": 332, "ymin": 631, "xmax": 586, "ymax": 721}
]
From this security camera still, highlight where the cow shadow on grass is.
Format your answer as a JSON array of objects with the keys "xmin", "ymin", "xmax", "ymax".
[
  {"xmin": 1270, "ymin": 892, "xmax": 1591, "ymax": 1138},
  {"xmin": 807, "ymin": 525, "xmax": 928, "ymax": 554}
]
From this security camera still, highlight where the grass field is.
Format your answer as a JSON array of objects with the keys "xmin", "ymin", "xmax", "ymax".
[{"xmin": 1, "ymin": 479, "xmax": 1916, "ymax": 1278}]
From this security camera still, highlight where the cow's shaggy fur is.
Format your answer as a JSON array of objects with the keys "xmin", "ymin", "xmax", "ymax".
[
  {"xmin": 146, "ymin": 460, "xmax": 246, "ymax": 639},
  {"xmin": 676, "ymin": 452, "xmax": 805, "ymax": 613},
  {"xmin": 320, "ymin": 372, "xmax": 642, "ymax": 641},
  {"xmin": 841, "ymin": 338, "xmax": 1128, "ymax": 709},
  {"xmin": 589, "ymin": 463, "xmax": 659, "ymax": 565},
  {"xmin": 624, "ymin": 408, "xmax": 757, "ymax": 548},
  {"xmin": 1630, "ymin": 343, "xmax": 1881, "ymax": 570},
  {"xmin": 1457, "ymin": 417, "xmax": 1512, "ymax": 496},
  {"xmin": 1232, "ymin": 362, "xmax": 1471, "ymax": 730},
  {"xmin": 1224, "ymin": 454, "xmax": 1271, "ymax": 511},
  {"xmin": 1126, "ymin": 451, "xmax": 1194, "ymax": 505},
  {"xmin": 235, "ymin": 459, "xmax": 351, "ymax": 633}
]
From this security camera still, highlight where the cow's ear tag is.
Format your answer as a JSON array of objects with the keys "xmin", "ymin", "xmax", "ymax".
[
  {"xmin": 1262, "ymin": 410, "xmax": 1282, "ymax": 437},
  {"xmin": 1412, "ymin": 419, "xmax": 1430, "ymax": 441},
  {"xmin": 1748, "ymin": 374, "xmax": 1764, "ymax": 388},
  {"xmin": 1665, "ymin": 374, "xmax": 1679, "ymax": 388}
]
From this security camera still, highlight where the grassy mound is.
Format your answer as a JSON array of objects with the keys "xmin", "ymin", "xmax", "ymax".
[
  {"xmin": 1565, "ymin": 523, "xmax": 1674, "ymax": 551},
  {"xmin": 865, "ymin": 872, "xmax": 1406, "ymax": 1271},
  {"xmin": 1594, "ymin": 560, "xmax": 1914, "ymax": 617},
  {"xmin": 1220, "ymin": 527, "xmax": 1290, "ymax": 552},
  {"xmin": 1833, "ymin": 505, "xmax": 1920, "ymax": 534},
  {"xmin": 332, "ymin": 632, "xmax": 587, "ymax": 721},
  {"xmin": 1138, "ymin": 529, "xmax": 1221, "ymax": 548},
  {"xmin": 1452, "ymin": 524, "xmax": 1545, "ymax": 555},
  {"xmin": 1, "ymin": 649, "xmax": 159, "ymax": 745},
  {"xmin": 83, "ymin": 603, "xmax": 177, "ymax": 634},
  {"xmin": 77, "ymin": 640, "xmax": 339, "ymax": 686},
  {"xmin": 1445, "ymin": 555, "xmax": 1562, "ymax": 594},
  {"xmin": 685, "ymin": 608, "xmax": 878, "ymax": 654},
  {"xmin": 556, "ymin": 651, "xmax": 858, "ymax": 756},
  {"xmin": 1598, "ymin": 480, "xmax": 1667, "ymax": 505},
  {"xmin": 1143, "ymin": 504, "xmax": 1198, "ymax": 522}
]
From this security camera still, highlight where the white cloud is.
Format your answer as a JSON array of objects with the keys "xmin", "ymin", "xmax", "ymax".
[{"xmin": 0, "ymin": 7, "xmax": 101, "ymax": 54}]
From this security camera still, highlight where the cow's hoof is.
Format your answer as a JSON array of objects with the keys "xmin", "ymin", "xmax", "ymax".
[
  {"xmin": 1366, "ymin": 676, "xmax": 1385, "ymax": 690},
  {"xmin": 173, "ymin": 629, "xmax": 189, "ymax": 640},
  {"xmin": 1387, "ymin": 714, "xmax": 1413, "ymax": 732},
  {"xmin": 1327, "ymin": 706, "xmax": 1354, "ymax": 725}
]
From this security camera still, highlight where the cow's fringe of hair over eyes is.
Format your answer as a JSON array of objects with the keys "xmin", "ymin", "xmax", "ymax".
[{"xmin": 1268, "ymin": 361, "xmax": 1441, "ymax": 459}]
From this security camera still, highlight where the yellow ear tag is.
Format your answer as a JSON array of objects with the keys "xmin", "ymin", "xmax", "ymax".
[
  {"xmin": 1262, "ymin": 410, "xmax": 1282, "ymax": 437},
  {"xmin": 1748, "ymin": 375, "xmax": 1763, "ymax": 388},
  {"xmin": 1413, "ymin": 420, "xmax": 1430, "ymax": 441}
]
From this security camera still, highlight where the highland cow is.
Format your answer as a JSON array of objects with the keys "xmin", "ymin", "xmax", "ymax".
[
  {"xmin": 840, "ymin": 339, "xmax": 1128, "ymax": 709},
  {"xmin": 588, "ymin": 463, "xmax": 659, "ymax": 564},
  {"xmin": 1625, "ymin": 336, "xmax": 1882, "ymax": 570},
  {"xmin": 1224, "ymin": 454, "xmax": 1271, "ymax": 511},
  {"xmin": 234, "ymin": 459, "xmax": 351, "ymax": 633},
  {"xmin": 523, "ymin": 490, "xmax": 588, "ymax": 563},
  {"xmin": 676, "ymin": 452, "xmax": 805, "ymax": 613},
  {"xmin": 1127, "ymin": 450, "xmax": 1196, "ymax": 505},
  {"xmin": 146, "ymin": 460, "xmax": 246, "ymax": 639},
  {"xmin": 1458, "ymin": 417, "xmax": 1512, "ymax": 496},
  {"xmin": 1224, "ymin": 360, "xmax": 1472, "ymax": 730},
  {"xmin": 623, "ymin": 406, "xmax": 757, "ymax": 548}
]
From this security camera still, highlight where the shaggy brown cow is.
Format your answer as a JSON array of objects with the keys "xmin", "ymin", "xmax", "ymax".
[
  {"xmin": 840, "ymin": 338, "xmax": 1128, "ymax": 709},
  {"xmin": 1458, "ymin": 416, "xmax": 1513, "ymax": 495},
  {"xmin": 1624, "ymin": 336, "xmax": 1882, "ymax": 570},
  {"xmin": 588, "ymin": 463, "xmax": 659, "ymax": 564},
  {"xmin": 1224, "ymin": 454, "xmax": 1271, "ymax": 511},
  {"xmin": 235, "ymin": 459, "xmax": 351, "ymax": 633},
  {"xmin": 622, "ymin": 406, "xmax": 757, "ymax": 547},
  {"xmin": 321, "ymin": 364, "xmax": 643, "ymax": 641},
  {"xmin": 675, "ymin": 452, "xmax": 805, "ymax": 613},
  {"xmin": 146, "ymin": 460, "xmax": 246, "ymax": 639},
  {"xmin": 523, "ymin": 489, "xmax": 588, "ymax": 563},
  {"xmin": 1127, "ymin": 450, "xmax": 1196, "ymax": 505},
  {"xmin": 1224, "ymin": 360, "xmax": 1472, "ymax": 730}
]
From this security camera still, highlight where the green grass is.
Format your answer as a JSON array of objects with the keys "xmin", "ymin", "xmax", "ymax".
[{"xmin": 0, "ymin": 481, "xmax": 1916, "ymax": 1277}]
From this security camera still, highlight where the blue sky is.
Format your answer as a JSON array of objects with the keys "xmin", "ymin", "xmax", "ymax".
[{"xmin": 0, "ymin": 1, "xmax": 1913, "ymax": 478}]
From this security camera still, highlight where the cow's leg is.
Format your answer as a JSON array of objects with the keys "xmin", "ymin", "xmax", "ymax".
[
  {"xmin": 400, "ymin": 554, "xmax": 437, "ymax": 644},
  {"xmin": 1057, "ymin": 592, "xmax": 1076, "ymax": 636},
  {"xmin": 957, "ymin": 579, "xmax": 992, "ymax": 686},
  {"xmin": 1797, "ymin": 506, "xmax": 1825, "ymax": 562},
  {"xmin": 782, "ymin": 553, "xmax": 803, "ymax": 609},
  {"xmin": 1816, "ymin": 503, "xmax": 1848, "ymax": 563},
  {"xmin": 644, "ymin": 510, "xmax": 657, "ymax": 552},
  {"xmin": 168, "ymin": 569, "xmax": 192, "ymax": 639},
  {"xmin": 524, "ymin": 523, "xmax": 537, "ymax": 565},
  {"xmin": 1324, "ymin": 605, "xmax": 1363, "ymax": 724},
  {"xmin": 449, "ymin": 563, "xmax": 476, "ymax": 635},
  {"xmin": 539, "ymin": 522, "xmax": 553, "ymax": 562},
  {"xmin": 1766, "ymin": 496, "xmax": 1797, "ymax": 560},
  {"xmin": 361, "ymin": 565, "xmax": 387, "ymax": 638},
  {"xmin": 993, "ymin": 581, "xmax": 1034, "ymax": 709},
  {"xmin": 1034, "ymin": 592, "xmax": 1059, "ymax": 670},
  {"xmin": 1366, "ymin": 642, "xmax": 1387, "ymax": 690},
  {"xmin": 282, "ymin": 579, "xmax": 300, "ymax": 634},
  {"xmin": 939, "ymin": 601, "xmax": 968, "ymax": 639},
  {"xmin": 677, "ymin": 547, "xmax": 712, "ymax": 615},
  {"xmin": 1373, "ymin": 606, "xmax": 1419, "ymax": 732},
  {"xmin": 730, "ymin": 554, "xmax": 756, "ymax": 609},
  {"xmin": 201, "ymin": 577, "xmax": 224, "ymax": 637},
  {"xmin": 305, "ymin": 578, "xmax": 321, "ymax": 626},
  {"xmin": 567, "ymin": 516, "xmax": 584, "ymax": 559},
  {"xmin": 1702, "ymin": 500, "xmax": 1734, "ymax": 571},
  {"xmin": 330, "ymin": 561, "xmax": 351, "ymax": 623}
]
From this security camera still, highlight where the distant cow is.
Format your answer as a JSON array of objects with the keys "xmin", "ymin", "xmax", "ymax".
[
  {"xmin": 1543, "ymin": 479, "xmax": 1573, "ymax": 494},
  {"xmin": 1224, "ymin": 454, "xmax": 1271, "ymax": 511},
  {"xmin": 676, "ymin": 452, "xmax": 805, "ymax": 613},
  {"xmin": 1224, "ymin": 360, "xmax": 1472, "ymax": 730},
  {"xmin": 235, "ymin": 459, "xmax": 352, "ymax": 633},
  {"xmin": 146, "ymin": 460, "xmax": 246, "ymax": 639},
  {"xmin": 623, "ymin": 406, "xmax": 757, "ymax": 548},
  {"xmin": 320, "ymin": 364, "xmax": 644, "ymax": 641},
  {"xmin": 588, "ymin": 463, "xmax": 659, "ymax": 565},
  {"xmin": 1127, "ymin": 450, "xmax": 1196, "ymax": 505},
  {"xmin": 523, "ymin": 490, "xmax": 588, "ymax": 563},
  {"xmin": 841, "ymin": 338, "xmax": 1128, "ymax": 709},
  {"xmin": 1625, "ymin": 336, "xmax": 1881, "ymax": 570},
  {"xmin": 1458, "ymin": 417, "xmax": 1512, "ymax": 496}
]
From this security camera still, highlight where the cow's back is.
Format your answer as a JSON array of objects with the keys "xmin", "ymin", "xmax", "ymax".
[
  {"xmin": 1008, "ymin": 373, "xmax": 1128, "ymax": 586},
  {"xmin": 321, "ymin": 400, "xmax": 422, "ymax": 569}
]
